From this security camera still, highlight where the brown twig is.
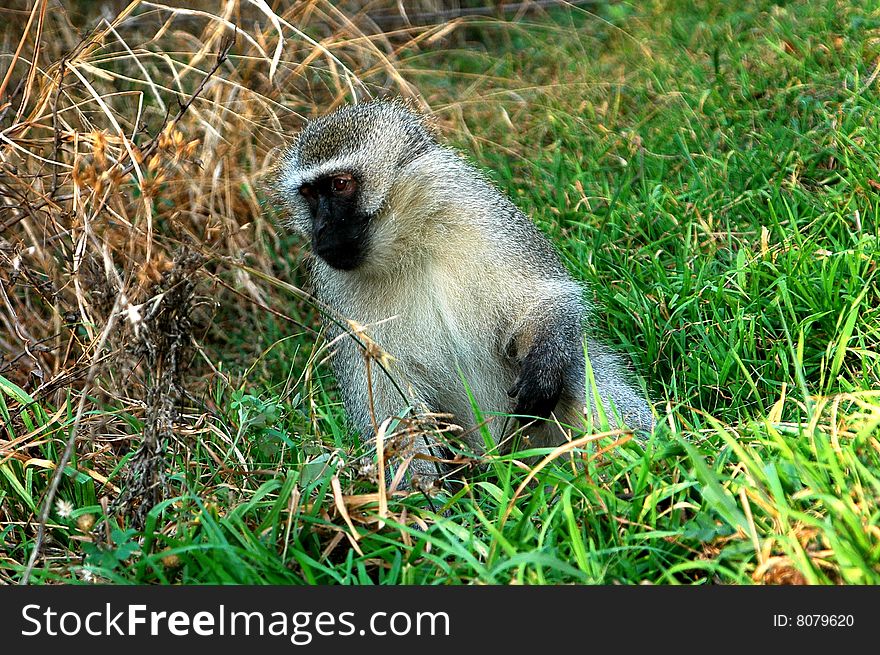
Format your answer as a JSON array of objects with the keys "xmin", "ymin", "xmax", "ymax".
[{"xmin": 50, "ymin": 59, "xmax": 67, "ymax": 200}]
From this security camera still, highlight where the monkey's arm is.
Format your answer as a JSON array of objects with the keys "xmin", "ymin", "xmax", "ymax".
[{"xmin": 505, "ymin": 290, "xmax": 584, "ymax": 419}]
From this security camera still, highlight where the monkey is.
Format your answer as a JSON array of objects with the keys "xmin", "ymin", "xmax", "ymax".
[{"xmin": 274, "ymin": 99, "xmax": 654, "ymax": 485}]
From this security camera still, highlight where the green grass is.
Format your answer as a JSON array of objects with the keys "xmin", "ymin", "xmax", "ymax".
[{"xmin": 2, "ymin": 0, "xmax": 879, "ymax": 584}]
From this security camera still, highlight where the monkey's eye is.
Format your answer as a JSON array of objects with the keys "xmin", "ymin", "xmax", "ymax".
[
  {"xmin": 330, "ymin": 174, "xmax": 355, "ymax": 197},
  {"xmin": 299, "ymin": 184, "xmax": 315, "ymax": 201}
]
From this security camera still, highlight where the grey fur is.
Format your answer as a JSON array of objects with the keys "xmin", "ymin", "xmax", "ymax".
[{"xmin": 275, "ymin": 99, "xmax": 654, "ymax": 481}]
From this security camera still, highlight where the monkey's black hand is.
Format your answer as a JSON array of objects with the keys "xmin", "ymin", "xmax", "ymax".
[{"xmin": 507, "ymin": 347, "xmax": 565, "ymax": 420}]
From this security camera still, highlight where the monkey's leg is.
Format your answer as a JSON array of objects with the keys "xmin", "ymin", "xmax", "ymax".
[
  {"xmin": 505, "ymin": 296, "xmax": 583, "ymax": 423},
  {"xmin": 505, "ymin": 301, "xmax": 654, "ymax": 439},
  {"xmin": 581, "ymin": 339, "xmax": 656, "ymax": 434}
]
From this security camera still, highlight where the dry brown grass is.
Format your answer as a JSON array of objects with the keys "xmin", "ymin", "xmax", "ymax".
[{"xmin": 0, "ymin": 0, "xmax": 475, "ymax": 577}]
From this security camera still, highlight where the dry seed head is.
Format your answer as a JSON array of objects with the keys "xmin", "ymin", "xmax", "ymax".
[
  {"xmin": 92, "ymin": 130, "xmax": 108, "ymax": 168},
  {"xmin": 158, "ymin": 124, "xmax": 174, "ymax": 149},
  {"xmin": 347, "ymin": 319, "xmax": 395, "ymax": 368},
  {"xmin": 76, "ymin": 513, "xmax": 96, "ymax": 532},
  {"xmin": 137, "ymin": 252, "xmax": 174, "ymax": 287},
  {"xmin": 147, "ymin": 154, "xmax": 162, "ymax": 173},
  {"xmin": 161, "ymin": 553, "xmax": 181, "ymax": 569},
  {"xmin": 72, "ymin": 156, "xmax": 97, "ymax": 188}
]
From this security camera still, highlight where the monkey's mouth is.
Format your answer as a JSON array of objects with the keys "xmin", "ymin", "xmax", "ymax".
[{"xmin": 314, "ymin": 238, "xmax": 364, "ymax": 271}]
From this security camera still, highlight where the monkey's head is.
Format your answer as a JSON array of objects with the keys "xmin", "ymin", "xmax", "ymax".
[{"xmin": 276, "ymin": 99, "xmax": 437, "ymax": 272}]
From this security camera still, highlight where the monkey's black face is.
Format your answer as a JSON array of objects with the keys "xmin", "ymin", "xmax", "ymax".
[{"xmin": 299, "ymin": 173, "xmax": 370, "ymax": 271}]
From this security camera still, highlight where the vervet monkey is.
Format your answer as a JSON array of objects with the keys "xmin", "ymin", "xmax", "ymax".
[{"xmin": 275, "ymin": 99, "xmax": 654, "ymax": 483}]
